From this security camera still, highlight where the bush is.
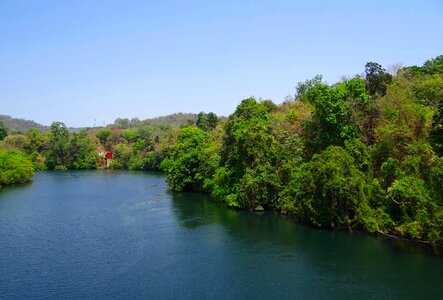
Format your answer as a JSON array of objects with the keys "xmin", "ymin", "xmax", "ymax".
[{"xmin": 0, "ymin": 150, "xmax": 34, "ymax": 185}]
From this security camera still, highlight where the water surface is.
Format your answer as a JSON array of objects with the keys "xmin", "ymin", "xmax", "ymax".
[{"xmin": 0, "ymin": 171, "xmax": 442, "ymax": 299}]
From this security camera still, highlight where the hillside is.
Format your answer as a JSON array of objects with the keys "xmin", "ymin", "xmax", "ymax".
[
  {"xmin": 144, "ymin": 113, "xmax": 198, "ymax": 127},
  {"xmin": 0, "ymin": 113, "xmax": 205, "ymax": 134},
  {"xmin": 0, "ymin": 115, "xmax": 49, "ymax": 134},
  {"xmin": 110, "ymin": 113, "xmax": 198, "ymax": 129}
]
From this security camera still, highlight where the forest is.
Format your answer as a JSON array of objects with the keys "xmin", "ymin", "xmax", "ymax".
[{"xmin": 1, "ymin": 55, "xmax": 442, "ymax": 244}]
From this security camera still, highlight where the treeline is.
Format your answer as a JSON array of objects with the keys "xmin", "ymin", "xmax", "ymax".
[
  {"xmin": 111, "ymin": 113, "xmax": 198, "ymax": 129},
  {"xmin": 161, "ymin": 55, "xmax": 443, "ymax": 243},
  {"xmin": 0, "ymin": 121, "xmax": 97, "ymax": 186},
  {"xmin": 0, "ymin": 112, "xmax": 215, "ymax": 184},
  {"xmin": 94, "ymin": 112, "xmax": 218, "ymax": 170}
]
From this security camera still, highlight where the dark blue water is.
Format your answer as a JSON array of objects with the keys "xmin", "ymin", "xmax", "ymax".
[{"xmin": 0, "ymin": 171, "xmax": 442, "ymax": 299}]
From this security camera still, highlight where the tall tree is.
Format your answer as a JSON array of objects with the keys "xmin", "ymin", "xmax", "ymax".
[
  {"xmin": 214, "ymin": 98, "xmax": 280, "ymax": 208},
  {"xmin": 67, "ymin": 131, "xmax": 98, "ymax": 169},
  {"xmin": 45, "ymin": 122, "xmax": 70, "ymax": 169},
  {"xmin": 302, "ymin": 80, "xmax": 362, "ymax": 152},
  {"xmin": 207, "ymin": 112, "xmax": 219, "ymax": 129},
  {"xmin": 365, "ymin": 62, "xmax": 393, "ymax": 97},
  {"xmin": 161, "ymin": 126, "xmax": 217, "ymax": 192},
  {"xmin": 196, "ymin": 112, "xmax": 219, "ymax": 131}
]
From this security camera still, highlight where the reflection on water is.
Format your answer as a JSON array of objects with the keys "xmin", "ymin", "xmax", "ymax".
[
  {"xmin": 171, "ymin": 191, "xmax": 443, "ymax": 299},
  {"xmin": 171, "ymin": 191, "xmax": 441, "ymax": 257},
  {"xmin": 0, "ymin": 171, "xmax": 442, "ymax": 299}
]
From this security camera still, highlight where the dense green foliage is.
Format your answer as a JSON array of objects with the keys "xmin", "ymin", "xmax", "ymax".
[
  {"xmin": 0, "ymin": 150, "xmax": 34, "ymax": 185},
  {"xmin": 0, "ymin": 110, "xmax": 204, "ymax": 176},
  {"xmin": 196, "ymin": 112, "xmax": 219, "ymax": 131},
  {"xmin": 44, "ymin": 122, "xmax": 97, "ymax": 170},
  {"xmin": 161, "ymin": 126, "xmax": 219, "ymax": 191},
  {"xmin": 162, "ymin": 56, "xmax": 443, "ymax": 244},
  {"xmin": 364, "ymin": 62, "xmax": 393, "ymax": 97},
  {"xmin": 210, "ymin": 98, "xmax": 280, "ymax": 209},
  {"xmin": 279, "ymin": 146, "xmax": 369, "ymax": 229}
]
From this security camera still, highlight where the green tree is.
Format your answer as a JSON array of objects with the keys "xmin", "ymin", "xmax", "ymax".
[
  {"xmin": 403, "ymin": 55, "xmax": 443, "ymax": 75},
  {"xmin": 196, "ymin": 112, "xmax": 219, "ymax": 131},
  {"xmin": 365, "ymin": 62, "xmax": 393, "ymax": 97},
  {"xmin": 302, "ymin": 80, "xmax": 362, "ymax": 152},
  {"xmin": 412, "ymin": 74, "xmax": 443, "ymax": 107},
  {"xmin": 207, "ymin": 112, "xmax": 219, "ymax": 129},
  {"xmin": 129, "ymin": 151, "xmax": 164, "ymax": 171},
  {"xmin": 96, "ymin": 129, "xmax": 112, "ymax": 145},
  {"xmin": 114, "ymin": 118, "xmax": 130, "ymax": 129},
  {"xmin": 279, "ymin": 146, "xmax": 369, "ymax": 229},
  {"xmin": 295, "ymin": 74, "xmax": 323, "ymax": 101},
  {"xmin": 67, "ymin": 131, "xmax": 98, "ymax": 169},
  {"xmin": 344, "ymin": 138, "xmax": 372, "ymax": 172},
  {"xmin": 24, "ymin": 128, "xmax": 46, "ymax": 170},
  {"xmin": 161, "ymin": 126, "xmax": 218, "ymax": 192},
  {"xmin": 380, "ymin": 158, "xmax": 403, "ymax": 190},
  {"xmin": 344, "ymin": 78, "xmax": 379, "ymax": 144},
  {"xmin": 387, "ymin": 176, "xmax": 440, "ymax": 241},
  {"xmin": 109, "ymin": 143, "xmax": 133, "ymax": 169},
  {"xmin": 121, "ymin": 130, "xmax": 139, "ymax": 143},
  {"xmin": 45, "ymin": 122, "xmax": 70, "ymax": 170},
  {"xmin": 196, "ymin": 112, "xmax": 210, "ymax": 131},
  {"xmin": 24, "ymin": 128, "xmax": 44, "ymax": 153},
  {"xmin": 422, "ymin": 55, "xmax": 443, "ymax": 75},
  {"xmin": 0, "ymin": 150, "xmax": 34, "ymax": 185},
  {"xmin": 374, "ymin": 81, "xmax": 434, "ymax": 163},
  {"xmin": 401, "ymin": 141, "xmax": 438, "ymax": 181},
  {"xmin": 130, "ymin": 117, "xmax": 141, "ymax": 127},
  {"xmin": 213, "ymin": 98, "xmax": 279, "ymax": 208},
  {"xmin": 260, "ymin": 99, "xmax": 278, "ymax": 112},
  {"xmin": 1, "ymin": 134, "xmax": 29, "ymax": 150}
]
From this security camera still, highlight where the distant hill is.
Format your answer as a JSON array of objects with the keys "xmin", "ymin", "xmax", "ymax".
[
  {"xmin": 0, "ymin": 115, "xmax": 49, "ymax": 134},
  {"xmin": 110, "ymin": 113, "xmax": 199, "ymax": 129},
  {"xmin": 143, "ymin": 113, "xmax": 197, "ymax": 127},
  {"xmin": 1, "ymin": 112, "xmax": 220, "ymax": 134}
]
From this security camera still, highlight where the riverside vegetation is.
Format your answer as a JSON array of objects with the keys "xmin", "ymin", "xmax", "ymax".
[{"xmin": 1, "ymin": 56, "xmax": 443, "ymax": 244}]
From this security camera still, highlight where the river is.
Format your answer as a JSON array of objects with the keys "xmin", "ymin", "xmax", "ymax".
[{"xmin": 0, "ymin": 171, "xmax": 442, "ymax": 299}]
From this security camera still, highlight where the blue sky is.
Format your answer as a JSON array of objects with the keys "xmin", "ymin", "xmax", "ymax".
[{"xmin": 1, "ymin": 0, "xmax": 442, "ymax": 127}]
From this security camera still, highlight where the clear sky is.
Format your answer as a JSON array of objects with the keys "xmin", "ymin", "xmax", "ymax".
[{"xmin": 1, "ymin": 0, "xmax": 442, "ymax": 127}]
